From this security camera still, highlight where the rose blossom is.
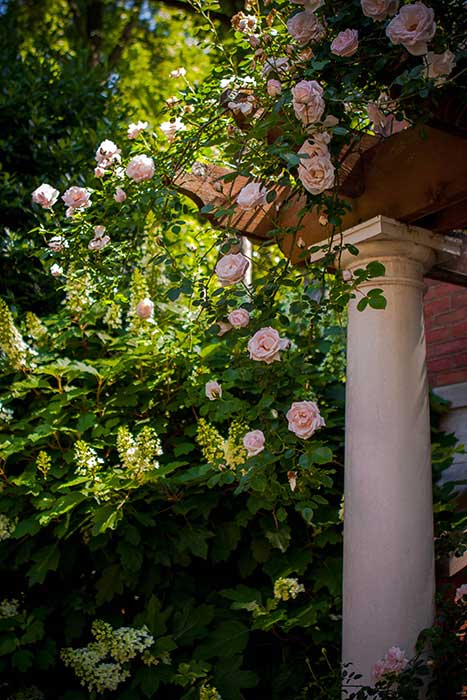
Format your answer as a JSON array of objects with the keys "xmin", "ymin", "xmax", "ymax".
[
  {"xmin": 386, "ymin": 3, "xmax": 436, "ymax": 56},
  {"xmin": 425, "ymin": 50, "xmax": 456, "ymax": 82},
  {"xmin": 50, "ymin": 263, "xmax": 63, "ymax": 277},
  {"xmin": 205, "ymin": 380, "xmax": 222, "ymax": 400},
  {"xmin": 228, "ymin": 308, "xmax": 250, "ymax": 328},
  {"xmin": 236, "ymin": 182, "xmax": 267, "ymax": 210},
  {"xmin": 169, "ymin": 67, "xmax": 186, "ymax": 78},
  {"xmin": 292, "ymin": 80, "xmax": 325, "ymax": 126},
  {"xmin": 217, "ymin": 321, "xmax": 232, "ymax": 336},
  {"xmin": 32, "ymin": 183, "xmax": 59, "ymax": 209},
  {"xmin": 126, "ymin": 155, "xmax": 155, "ymax": 183},
  {"xmin": 127, "ymin": 120, "xmax": 149, "ymax": 139},
  {"xmin": 62, "ymin": 186, "xmax": 92, "ymax": 211},
  {"xmin": 361, "ymin": 0, "xmax": 399, "ymax": 21},
  {"xmin": 114, "ymin": 187, "xmax": 127, "ymax": 203},
  {"xmin": 367, "ymin": 103, "xmax": 409, "ymax": 137},
  {"xmin": 291, "ymin": 0, "xmax": 324, "ymax": 10},
  {"xmin": 231, "ymin": 11, "xmax": 257, "ymax": 34},
  {"xmin": 95, "ymin": 139, "xmax": 121, "ymax": 165},
  {"xmin": 135, "ymin": 298, "xmax": 154, "ymax": 320},
  {"xmin": 243, "ymin": 430, "xmax": 265, "ymax": 457},
  {"xmin": 248, "ymin": 327, "xmax": 290, "ymax": 364},
  {"xmin": 48, "ymin": 235, "xmax": 68, "ymax": 252},
  {"xmin": 330, "ymin": 29, "xmax": 359, "ymax": 57},
  {"xmin": 286, "ymin": 400, "xmax": 325, "ymax": 439},
  {"xmin": 262, "ymin": 57, "xmax": 290, "ymax": 78},
  {"xmin": 373, "ymin": 647, "xmax": 408, "ymax": 683},
  {"xmin": 455, "ymin": 584, "xmax": 467, "ymax": 603},
  {"xmin": 214, "ymin": 253, "xmax": 249, "ymax": 287},
  {"xmin": 160, "ymin": 117, "xmax": 185, "ymax": 143},
  {"xmin": 287, "ymin": 10, "xmax": 325, "ymax": 45},
  {"xmin": 288, "ymin": 470, "xmax": 298, "ymax": 491},
  {"xmin": 94, "ymin": 166, "xmax": 107, "ymax": 178},
  {"xmin": 267, "ymin": 79, "xmax": 282, "ymax": 97},
  {"xmin": 297, "ymin": 142, "xmax": 335, "ymax": 195},
  {"xmin": 88, "ymin": 226, "xmax": 110, "ymax": 251}
]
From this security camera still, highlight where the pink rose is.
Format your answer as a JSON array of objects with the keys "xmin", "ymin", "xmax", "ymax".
[
  {"xmin": 135, "ymin": 298, "xmax": 154, "ymax": 319},
  {"xmin": 127, "ymin": 120, "xmax": 149, "ymax": 139},
  {"xmin": 114, "ymin": 187, "xmax": 127, "ymax": 203},
  {"xmin": 287, "ymin": 10, "xmax": 325, "ymax": 45},
  {"xmin": 367, "ymin": 103, "xmax": 409, "ymax": 137},
  {"xmin": 262, "ymin": 57, "xmax": 290, "ymax": 78},
  {"xmin": 160, "ymin": 117, "xmax": 185, "ymax": 143},
  {"xmin": 286, "ymin": 400, "xmax": 325, "ymax": 439},
  {"xmin": 50, "ymin": 263, "xmax": 63, "ymax": 277},
  {"xmin": 292, "ymin": 80, "xmax": 325, "ymax": 126},
  {"xmin": 291, "ymin": 0, "xmax": 324, "ymax": 10},
  {"xmin": 361, "ymin": 0, "xmax": 399, "ymax": 21},
  {"xmin": 217, "ymin": 321, "xmax": 232, "ymax": 336},
  {"xmin": 236, "ymin": 182, "xmax": 267, "ymax": 210},
  {"xmin": 373, "ymin": 647, "xmax": 408, "ymax": 683},
  {"xmin": 62, "ymin": 186, "xmax": 92, "ymax": 211},
  {"xmin": 126, "ymin": 155, "xmax": 155, "ymax": 183},
  {"xmin": 243, "ymin": 430, "xmax": 265, "ymax": 457},
  {"xmin": 94, "ymin": 166, "xmax": 107, "ymax": 178},
  {"xmin": 425, "ymin": 50, "xmax": 455, "ymax": 82},
  {"xmin": 32, "ymin": 183, "xmax": 59, "ymax": 209},
  {"xmin": 228, "ymin": 308, "xmax": 250, "ymax": 328},
  {"xmin": 205, "ymin": 380, "xmax": 222, "ymax": 400},
  {"xmin": 95, "ymin": 139, "xmax": 121, "ymax": 165},
  {"xmin": 330, "ymin": 29, "xmax": 359, "ymax": 57},
  {"xmin": 386, "ymin": 3, "xmax": 436, "ymax": 56},
  {"xmin": 297, "ymin": 148, "xmax": 335, "ymax": 195},
  {"xmin": 215, "ymin": 253, "xmax": 249, "ymax": 287},
  {"xmin": 267, "ymin": 79, "xmax": 282, "ymax": 97},
  {"xmin": 88, "ymin": 226, "xmax": 110, "ymax": 251},
  {"xmin": 247, "ymin": 327, "xmax": 290, "ymax": 364},
  {"xmin": 169, "ymin": 67, "xmax": 186, "ymax": 78},
  {"xmin": 455, "ymin": 584, "xmax": 467, "ymax": 603},
  {"xmin": 231, "ymin": 11, "xmax": 257, "ymax": 34},
  {"xmin": 47, "ymin": 235, "xmax": 68, "ymax": 252}
]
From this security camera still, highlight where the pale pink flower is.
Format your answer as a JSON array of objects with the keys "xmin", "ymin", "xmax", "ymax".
[
  {"xmin": 205, "ymin": 380, "xmax": 222, "ymax": 400},
  {"xmin": 88, "ymin": 227, "xmax": 110, "ymax": 251},
  {"xmin": 50, "ymin": 263, "xmax": 63, "ymax": 277},
  {"xmin": 127, "ymin": 120, "xmax": 149, "ymax": 139},
  {"xmin": 361, "ymin": 0, "xmax": 399, "ymax": 21},
  {"xmin": 160, "ymin": 117, "xmax": 185, "ymax": 143},
  {"xmin": 215, "ymin": 253, "xmax": 249, "ymax": 287},
  {"xmin": 331, "ymin": 29, "xmax": 359, "ymax": 57},
  {"xmin": 114, "ymin": 187, "xmax": 127, "ymax": 203},
  {"xmin": 126, "ymin": 155, "xmax": 155, "ymax": 183},
  {"xmin": 169, "ymin": 67, "xmax": 186, "ymax": 78},
  {"xmin": 236, "ymin": 182, "xmax": 267, "ymax": 210},
  {"xmin": 286, "ymin": 400, "xmax": 325, "ymax": 439},
  {"xmin": 62, "ymin": 186, "xmax": 92, "ymax": 211},
  {"xmin": 373, "ymin": 647, "xmax": 409, "ymax": 683},
  {"xmin": 292, "ymin": 80, "xmax": 325, "ymax": 126},
  {"xmin": 298, "ymin": 137, "xmax": 331, "ymax": 161},
  {"xmin": 32, "ymin": 183, "xmax": 59, "ymax": 209},
  {"xmin": 94, "ymin": 225, "xmax": 106, "ymax": 238},
  {"xmin": 367, "ymin": 103, "xmax": 409, "ymax": 137},
  {"xmin": 287, "ymin": 10, "xmax": 325, "ymax": 45},
  {"xmin": 267, "ymin": 79, "xmax": 282, "ymax": 97},
  {"xmin": 262, "ymin": 57, "xmax": 290, "ymax": 78},
  {"xmin": 425, "ymin": 50, "xmax": 456, "ymax": 82},
  {"xmin": 135, "ymin": 298, "xmax": 154, "ymax": 320},
  {"xmin": 94, "ymin": 166, "xmax": 108, "ymax": 178},
  {"xmin": 454, "ymin": 584, "xmax": 467, "ymax": 603},
  {"xmin": 47, "ymin": 236, "xmax": 68, "ymax": 252},
  {"xmin": 243, "ymin": 430, "xmax": 265, "ymax": 457},
  {"xmin": 297, "ymin": 143, "xmax": 335, "ymax": 195},
  {"xmin": 290, "ymin": 0, "xmax": 324, "ymax": 10},
  {"xmin": 386, "ymin": 3, "xmax": 436, "ymax": 56},
  {"xmin": 228, "ymin": 308, "xmax": 250, "ymax": 328},
  {"xmin": 95, "ymin": 139, "xmax": 121, "ymax": 165},
  {"xmin": 248, "ymin": 327, "xmax": 290, "ymax": 364}
]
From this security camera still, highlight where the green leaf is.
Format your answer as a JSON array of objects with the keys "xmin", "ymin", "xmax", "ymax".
[
  {"xmin": 211, "ymin": 522, "xmax": 241, "ymax": 562},
  {"xmin": 96, "ymin": 564, "xmax": 124, "ymax": 605},
  {"xmin": 196, "ymin": 621, "xmax": 249, "ymax": 660},
  {"xmin": 12, "ymin": 649, "xmax": 34, "ymax": 672},
  {"xmin": 366, "ymin": 261, "xmax": 386, "ymax": 278},
  {"xmin": 91, "ymin": 504, "xmax": 123, "ymax": 536},
  {"xmin": 172, "ymin": 604, "xmax": 214, "ymax": 645},
  {"xmin": 0, "ymin": 637, "xmax": 17, "ymax": 656},
  {"xmin": 368, "ymin": 294, "xmax": 387, "ymax": 310},
  {"xmin": 265, "ymin": 526, "xmax": 291, "ymax": 553},
  {"xmin": 356, "ymin": 297, "xmax": 368, "ymax": 312},
  {"xmin": 28, "ymin": 544, "xmax": 60, "ymax": 585}
]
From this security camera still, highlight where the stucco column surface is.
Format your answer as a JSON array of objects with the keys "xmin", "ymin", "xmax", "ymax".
[{"xmin": 341, "ymin": 238, "xmax": 437, "ymax": 688}]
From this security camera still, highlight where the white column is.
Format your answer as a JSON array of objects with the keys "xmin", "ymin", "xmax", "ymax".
[{"xmin": 341, "ymin": 235, "xmax": 437, "ymax": 689}]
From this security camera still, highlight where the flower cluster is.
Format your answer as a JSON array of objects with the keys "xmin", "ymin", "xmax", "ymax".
[
  {"xmin": 200, "ymin": 684, "xmax": 223, "ymax": 700},
  {"xmin": 36, "ymin": 451, "xmax": 51, "ymax": 479},
  {"xmin": 116, "ymin": 425, "xmax": 162, "ymax": 478},
  {"xmin": 196, "ymin": 418, "xmax": 249, "ymax": 471},
  {"xmin": 0, "ymin": 299, "xmax": 29, "ymax": 369},
  {"xmin": 0, "ymin": 598, "xmax": 20, "ymax": 618},
  {"xmin": 74, "ymin": 440, "xmax": 103, "ymax": 479},
  {"xmin": 0, "ymin": 514, "xmax": 16, "ymax": 541},
  {"xmin": 273, "ymin": 577, "xmax": 305, "ymax": 601},
  {"xmin": 372, "ymin": 646, "xmax": 409, "ymax": 683},
  {"xmin": 61, "ymin": 620, "xmax": 154, "ymax": 693}
]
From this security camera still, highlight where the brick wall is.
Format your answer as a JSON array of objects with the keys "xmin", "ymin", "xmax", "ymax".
[{"xmin": 424, "ymin": 279, "xmax": 467, "ymax": 388}]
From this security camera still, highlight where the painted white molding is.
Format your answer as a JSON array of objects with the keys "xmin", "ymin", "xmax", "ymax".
[{"xmin": 435, "ymin": 381, "xmax": 467, "ymax": 409}]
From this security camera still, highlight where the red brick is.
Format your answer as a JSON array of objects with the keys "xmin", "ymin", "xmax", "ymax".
[
  {"xmin": 424, "ymin": 297, "xmax": 452, "ymax": 317},
  {"xmin": 451, "ymin": 321, "xmax": 467, "ymax": 339},
  {"xmin": 426, "ymin": 326, "xmax": 451, "ymax": 345},
  {"xmin": 452, "ymin": 292, "xmax": 467, "ymax": 310},
  {"xmin": 427, "ymin": 356, "xmax": 456, "ymax": 373},
  {"xmin": 435, "ymin": 308, "xmax": 467, "ymax": 325},
  {"xmin": 428, "ymin": 338, "xmax": 467, "ymax": 358},
  {"xmin": 454, "ymin": 352, "xmax": 467, "ymax": 369},
  {"xmin": 434, "ymin": 369, "xmax": 467, "ymax": 387}
]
